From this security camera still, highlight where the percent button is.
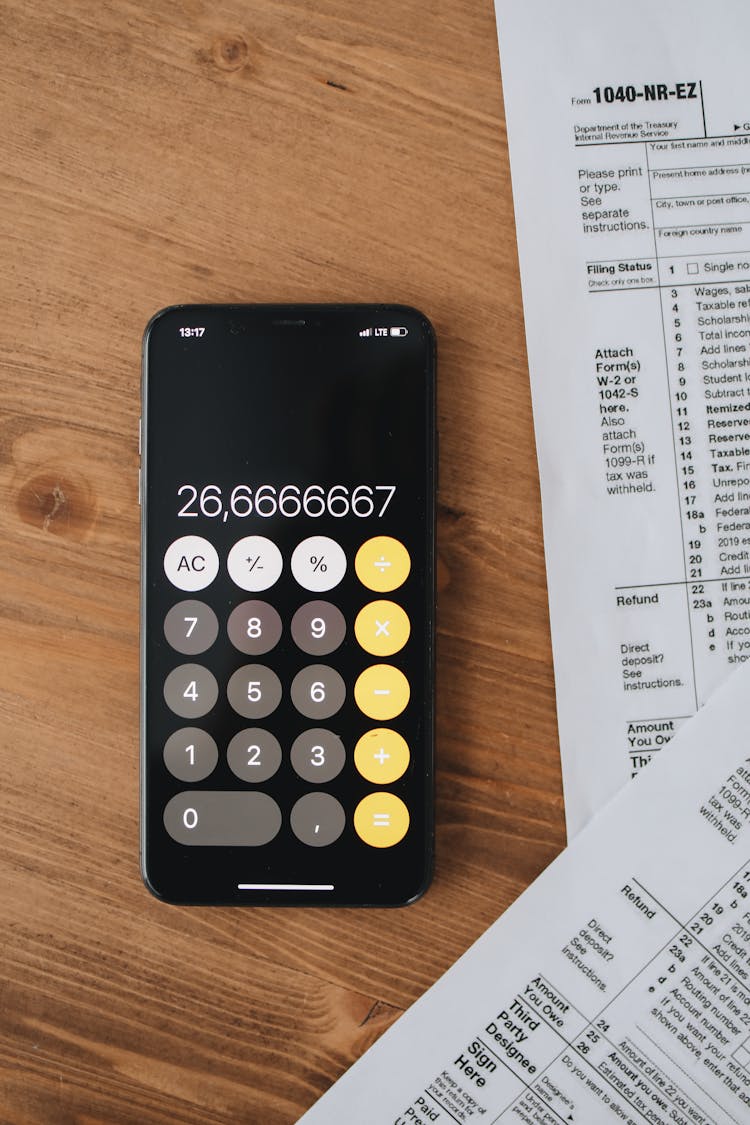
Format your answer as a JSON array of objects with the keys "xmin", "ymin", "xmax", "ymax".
[{"xmin": 291, "ymin": 536, "xmax": 346, "ymax": 592}]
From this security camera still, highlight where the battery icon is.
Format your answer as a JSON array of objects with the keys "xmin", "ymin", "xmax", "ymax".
[{"xmin": 390, "ymin": 327, "xmax": 408, "ymax": 337}]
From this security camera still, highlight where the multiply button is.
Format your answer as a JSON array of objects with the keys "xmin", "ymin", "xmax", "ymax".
[
  {"xmin": 354, "ymin": 792, "xmax": 409, "ymax": 848},
  {"xmin": 354, "ymin": 729, "xmax": 409, "ymax": 784},
  {"xmin": 227, "ymin": 536, "xmax": 283, "ymax": 592},
  {"xmin": 354, "ymin": 600, "xmax": 410, "ymax": 657},
  {"xmin": 164, "ymin": 536, "xmax": 219, "ymax": 592},
  {"xmin": 355, "ymin": 536, "xmax": 410, "ymax": 593},
  {"xmin": 354, "ymin": 664, "xmax": 409, "ymax": 721}
]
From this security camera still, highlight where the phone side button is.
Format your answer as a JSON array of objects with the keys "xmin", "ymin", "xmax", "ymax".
[{"xmin": 138, "ymin": 468, "xmax": 142, "ymax": 506}]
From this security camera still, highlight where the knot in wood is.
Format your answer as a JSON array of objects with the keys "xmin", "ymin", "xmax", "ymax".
[
  {"xmin": 211, "ymin": 35, "xmax": 249, "ymax": 72},
  {"xmin": 17, "ymin": 472, "xmax": 94, "ymax": 539}
]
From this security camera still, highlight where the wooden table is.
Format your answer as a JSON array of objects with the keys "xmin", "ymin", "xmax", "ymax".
[{"xmin": 0, "ymin": 2, "xmax": 563, "ymax": 1121}]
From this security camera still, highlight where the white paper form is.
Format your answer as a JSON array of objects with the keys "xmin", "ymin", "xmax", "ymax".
[
  {"xmin": 299, "ymin": 664, "xmax": 750, "ymax": 1125},
  {"xmin": 494, "ymin": 0, "xmax": 750, "ymax": 834}
]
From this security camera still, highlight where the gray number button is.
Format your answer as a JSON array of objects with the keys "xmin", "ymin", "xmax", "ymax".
[
  {"xmin": 290, "ymin": 664, "xmax": 345, "ymax": 720},
  {"xmin": 227, "ymin": 600, "xmax": 282, "ymax": 655},
  {"xmin": 163, "ymin": 727, "xmax": 218, "ymax": 781},
  {"xmin": 163, "ymin": 600, "xmax": 219, "ymax": 655},
  {"xmin": 227, "ymin": 728, "xmax": 282, "ymax": 783},
  {"xmin": 291, "ymin": 601, "xmax": 346, "ymax": 656},
  {"xmin": 290, "ymin": 792, "xmax": 346, "ymax": 847},
  {"xmin": 227, "ymin": 664, "xmax": 282, "ymax": 719},
  {"xmin": 163, "ymin": 664, "xmax": 219, "ymax": 719},
  {"xmin": 291, "ymin": 728, "xmax": 345, "ymax": 783},
  {"xmin": 163, "ymin": 791, "xmax": 282, "ymax": 846}
]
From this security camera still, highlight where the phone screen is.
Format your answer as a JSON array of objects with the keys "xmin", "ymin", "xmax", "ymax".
[{"xmin": 141, "ymin": 305, "xmax": 435, "ymax": 905}]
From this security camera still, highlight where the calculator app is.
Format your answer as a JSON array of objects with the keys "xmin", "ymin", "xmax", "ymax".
[{"xmin": 141, "ymin": 305, "xmax": 436, "ymax": 905}]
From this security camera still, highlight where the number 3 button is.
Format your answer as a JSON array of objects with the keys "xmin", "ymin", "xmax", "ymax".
[{"xmin": 291, "ymin": 729, "xmax": 346, "ymax": 782}]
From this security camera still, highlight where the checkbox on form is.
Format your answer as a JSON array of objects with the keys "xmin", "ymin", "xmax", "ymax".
[{"xmin": 687, "ymin": 262, "xmax": 698, "ymax": 275}]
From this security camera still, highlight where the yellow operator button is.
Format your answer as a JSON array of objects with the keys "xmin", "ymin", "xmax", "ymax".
[
  {"xmin": 354, "ymin": 792, "xmax": 409, "ymax": 848},
  {"xmin": 354, "ymin": 728, "xmax": 410, "ymax": 784},
  {"xmin": 354, "ymin": 600, "xmax": 410, "ymax": 657},
  {"xmin": 354, "ymin": 664, "xmax": 409, "ymax": 721},
  {"xmin": 355, "ymin": 536, "xmax": 410, "ymax": 593}
]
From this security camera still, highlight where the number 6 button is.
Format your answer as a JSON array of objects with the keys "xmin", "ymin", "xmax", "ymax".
[{"xmin": 290, "ymin": 665, "xmax": 345, "ymax": 719}]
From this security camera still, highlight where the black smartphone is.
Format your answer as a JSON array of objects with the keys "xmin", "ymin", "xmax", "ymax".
[{"xmin": 140, "ymin": 304, "xmax": 436, "ymax": 906}]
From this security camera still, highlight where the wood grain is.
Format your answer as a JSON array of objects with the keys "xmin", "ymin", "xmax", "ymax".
[{"xmin": 0, "ymin": 1, "xmax": 563, "ymax": 1121}]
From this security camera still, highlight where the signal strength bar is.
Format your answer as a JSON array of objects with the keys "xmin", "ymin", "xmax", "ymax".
[{"xmin": 359, "ymin": 327, "xmax": 372, "ymax": 336}]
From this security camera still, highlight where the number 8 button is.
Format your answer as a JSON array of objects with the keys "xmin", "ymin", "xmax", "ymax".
[{"xmin": 227, "ymin": 600, "xmax": 282, "ymax": 655}]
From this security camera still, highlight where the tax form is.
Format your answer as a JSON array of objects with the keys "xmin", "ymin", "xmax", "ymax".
[
  {"xmin": 299, "ymin": 663, "xmax": 750, "ymax": 1125},
  {"xmin": 495, "ymin": 0, "xmax": 750, "ymax": 834}
]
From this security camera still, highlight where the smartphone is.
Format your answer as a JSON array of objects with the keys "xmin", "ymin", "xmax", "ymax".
[{"xmin": 140, "ymin": 304, "xmax": 436, "ymax": 906}]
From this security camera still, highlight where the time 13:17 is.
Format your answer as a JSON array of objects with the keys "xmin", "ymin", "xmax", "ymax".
[{"xmin": 179, "ymin": 327, "xmax": 205, "ymax": 337}]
